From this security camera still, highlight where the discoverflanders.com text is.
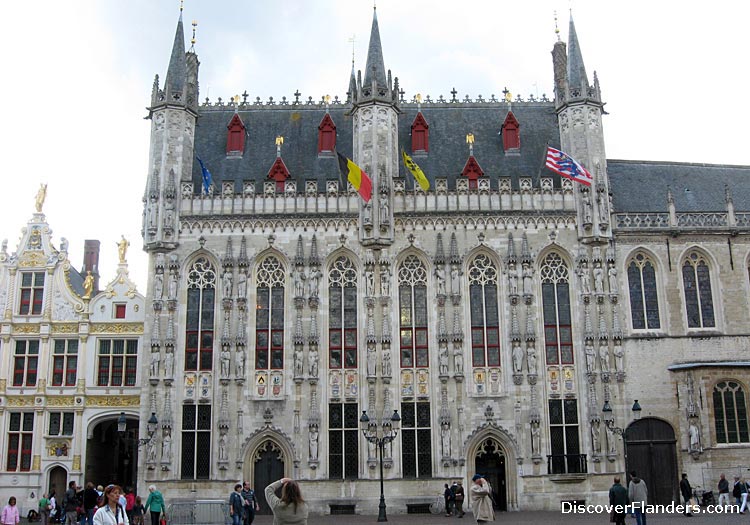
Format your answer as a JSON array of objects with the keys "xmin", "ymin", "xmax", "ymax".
[{"xmin": 562, "ymin": 501, "xmax": 740, "ymax": 515}]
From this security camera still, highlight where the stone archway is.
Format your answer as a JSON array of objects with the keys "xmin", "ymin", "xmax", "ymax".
[
  {"xmin": 465, "ymin": 425, "xmax": 519, "ymax": 511},
  {"xmin": 240, "ymin": 427, "xmax": 295, "ymax": 514},
  {"xmin": 625, "ymin": 417, "xmax": 678, "ymax": 505}
]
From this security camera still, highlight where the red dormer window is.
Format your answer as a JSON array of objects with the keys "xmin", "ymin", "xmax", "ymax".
[
  {"xmin": 226, "ymin": 114, "xmax": 246, "ymax": 155},
  {"xmin": 461, "ymin": 156, "xmax": 484, "ymax": 190},
  {"xmin": 267, "ymin": 157, "xmax": 290, "ymax": 193},
  {"xmin": 411, "ymin": 112, "xmax": 429, "ymax": 153},
  {"xmin": 317, "ymin": 113, "xmax": 337, "ymax": 154},
  {"xmin": 502, "ymin": 111, "xmax": 520, "ymax": 151}
]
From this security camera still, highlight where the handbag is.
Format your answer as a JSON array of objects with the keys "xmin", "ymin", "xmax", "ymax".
[{"xmin": 159, "ymin": 514, "xmax": 167, "ymax": 525}]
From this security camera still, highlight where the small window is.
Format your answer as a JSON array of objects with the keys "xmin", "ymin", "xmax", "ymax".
[
  {"xmin": 48, "ymin": 412, "xmax": 74, "ymax": 436},
  {"xmin": 52, "ymin": 339, "xmax": 78, "ymax": 386},
  {"xmin": 317, "ymin": 113, "xmax": 337, "ymax": 154},
  {"xmin": 19, "ymin": 272, "xmax": 45, "ymax": 315},
  {"xmin": 501, "ymin": 111, "xmax": 520, "ymax": 151},
  {"xmin": 13, "ymin": 340, "xmax": 39, "ymax": 386},
  {"xmin": 411, "ymin": 112, "xmax": 429, "ymax": 153},
  {"xmin": 114, "ymin": 304, "xmax": 126, "ymax": 319},
  {"xmin": 225, "ymin": 114, "xmax": 246, "ymax": 155}
]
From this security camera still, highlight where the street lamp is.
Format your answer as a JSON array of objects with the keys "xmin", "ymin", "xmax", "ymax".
[
  {"xmin": 360, "ymin": 409, "xmax": 401, "ymax": 522},
  {"xmin": 602, "ymin": 400, "xmax": 643, "ymax": 435},
  {"xmin": 118, "ymin": 412, "xmax": 159, "ymax": 446}
]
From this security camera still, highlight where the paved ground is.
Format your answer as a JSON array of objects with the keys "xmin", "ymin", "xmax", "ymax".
[{"xmin": 248, "ymin": 508, "xmax": 748, "ymax": 524}]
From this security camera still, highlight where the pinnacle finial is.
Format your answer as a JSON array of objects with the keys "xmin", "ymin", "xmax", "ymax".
[
  {"xmin": 275, "ymin": 136, "xmax": 284, "ymax": 157},
  {"xmin": 191, "ymin": 20, "xmax": 197, "ymax": 47},
  {"xmin": 180, "ymin": 0, "xmax": 184, "ymax": 12},
  {"xmin": 554, "ymin": 10, "xmax": 560, "ymax": 42},
  {"xmin": 348, "ymin": 34, "xmax": 356, "ymax": 66}
]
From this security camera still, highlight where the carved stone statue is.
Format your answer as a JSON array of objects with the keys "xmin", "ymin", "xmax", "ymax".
[
  {"xmin": 584, "ymin": 341, "xmax": 596, "ymax": 373},
  {"xmin": 522, "ymin": 263, "xmax": 533, "ymax": 296},
  {"xmin": 382, "ymin": 347, "xmax": 392, "ymax": 377},
  {"xmin": 531, "ymin": 421, "xmax": 541, "ymax": 455},
  {"xmin": 608, "ymin": 264, "xmax": 619, "ymax": 294},
  {"xmin": 591, "ymin": 420, "xmax": 602, "ymax": 454},
  {"xmin": 219, "ymin": 434, "xmax": 228, "ymax": 461},
  {"xmin": 168, "ymin": 270, "xmax": 178, "ymax": 300},
  {"xmin": 526, "ymin": 342, "xmax": 537, "ymax": 374},
  {"xmin": 579, "ymin": 263, "xmax": 591, "ymax": 294},
  {"xmin": 597, "ymin": 190, "xmax": 608, "ymax": 223},
  {"xmin": 60, "ymin": 237, "xmax": 68, "ymax": 252},
  {"xmin": 220, "ymin": 348, "xmax": 231, "ymax": 378},
  {"xmin": 613, "ymin": 342, "xmax": 624, "ymax": 372},
  {"xmin": 450, "ymin": 267, "xmax": 461, "ymax": 296},
  {"xmin": 308, "ymin": 268, "xmax": 322, "ymax": 298},
  {"xmin": 147, "ymin": 439, "xmax": 157, "ymax": 463},
  {"xmin": 453, "ymin": 346, "xmax": 464, "ymax": 375},
  {"xmin": 380, "ymin": 197, "xmax": 390, "ymax": 224},
  {"xmin": 367, "ymin": 346, "xmax": 376, "ymax": 377},
  {"xmin": 439, "ymin": 345, "xmax": 449, "ymax": 375},
  {"xmin": 308, "ymin": 347, "xmax": 319, "ymax": 378},
  {"xmin": 440, "ymin": 422, "xmax": 451, "ymax": 458},
  {"xmin": 153, "ymin": 272, "xmax": 164, "ymax": 300},
  {"xmin": 164, "ymin": 349, "xmax": 174, "ymax": 378},
  {"xmin": 235, "ymin": 349, "xmax": 246, "ymax": 377},
  {"xmin": 161, "ymin": 429, "xmax": 172, "ymax": 462},
  {"xmin": 117, "ymin": 236, "xmax": 129, "ymax": 264},
  {"xmin": 365, "ymin": 270, "xmax": 375, "ymax": 297},
  {"xmin": 380, "ymin": 266, "xmax": 391, "ymax": 297},
  {"xmin": 83, "ymin": 271, "xmax": 95, "ymax": 299},
  {"xmin": 606, "ymin": 425, "xmax": 617, "ymax": 455},
  {"xmin": 512, "ymin": 340, "xmax": 524, "ymax": 374},
  {"xmin": 435, "ymin": 266, "xmax": 446, "ymax": 295},
  {"xmin": 294, "ymin": 347, "xmax": 304, "ymax": 377},
  {"xmin": 309, "ymin": 427, "xmax": 319, "ymax": 460},
  {"xmin": 581, "ymin": 190, "xmax": 592, "ymax": 223},
  {"xmin": 363, "ymin": 201, "xmax": 372, "ymax": 225},
  {"xmin": 150, "ymin": 350, "xmax": 160, "ymax": 377},
  {"xmin": 35, "ymin": 183, "xmax": 48, "ymax": 213},
  {"xmin": 293, "ymin": 268, "xmax": 305, "ymax": 298},
  {"xmin": 222, "ymin": 270, "xmax": 233, "ymax": 298},
  {"xmin": 237, "ymin": 271, "xmax": 247, "ymax": 299},
  {"xmin": 689, "ymin": 421, "xmax": 701, "ymax": 451},
  {"xmin": 598, "ymin": 343, "xmax": 609, "ymax": 373},
  {"xmin": 593, "ymin": 262, "xmax": 604, "ymax": 294},
  {"xmin": 508, "ymin": 263, "xmax": 519, "ymax": 295}
]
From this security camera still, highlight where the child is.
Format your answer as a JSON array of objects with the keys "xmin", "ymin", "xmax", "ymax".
[
  {"xmin": 1, "ymin": 497, "xmax": 20, "ymax": 525},
  {"xmin": 131, "ymin": 497, "xmax": 144, "ymax": 525}
]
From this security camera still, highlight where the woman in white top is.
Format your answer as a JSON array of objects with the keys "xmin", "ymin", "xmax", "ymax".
[{"xmin": 93, "ymin": 485, "xmax": 129, "ymax": 525}]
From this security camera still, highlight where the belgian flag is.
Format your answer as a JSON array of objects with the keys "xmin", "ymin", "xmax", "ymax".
[{"xmin": 337, "ymin": 152, "xmax": 372, "ymax": 203}]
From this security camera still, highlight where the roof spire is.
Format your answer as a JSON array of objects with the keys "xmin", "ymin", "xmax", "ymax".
[
  {"xmin": 566, "ymin": 13, "xmax": 589, "ymax": 92},
  {"xmin": 165, "ymin": 8, "xmax": 187, "ymax": 97},
  {"xmin": 363, "ymin": 5, "xmax": 387, "ymax": 93},
  {"xmin": 554, "ymin": 10, "xmax": 561, "ymax": 42}
]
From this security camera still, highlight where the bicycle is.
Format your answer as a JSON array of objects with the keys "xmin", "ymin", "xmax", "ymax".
[{"xmin": 429, "ymin": 493, "xmax": 445, "ymax": 515}]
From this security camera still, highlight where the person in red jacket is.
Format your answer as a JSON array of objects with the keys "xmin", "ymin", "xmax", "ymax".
[{"xmin": 124, "ymin": 488, "xmax": 135, "ymax": 525}]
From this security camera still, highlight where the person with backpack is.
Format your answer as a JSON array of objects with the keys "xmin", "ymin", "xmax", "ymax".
[
  {"xmin": 93, "ymin": 485, "xmax": 128, "ymax": 525},
  {"xmin": 229, "ymin": 485, "xmax": 244, "ymax": 525},
  {"xmin": 64, "ymin": 481, "xmax": 79, "ymax": 525},
  {"xmin": 83, "ymin": 483, "xmax": 99, "ymax": 525},
  {"xmin": 240, "ymin": 482, "xmax": 259, "ymax": 525}
]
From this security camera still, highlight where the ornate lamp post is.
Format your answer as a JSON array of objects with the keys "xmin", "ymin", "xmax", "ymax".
[
  {"xmin": 118, "ymin": 411, "xmax": 159, "ymax": 446},
  {"xmin": 360, "ymin": 409, "xmax": 401, "ymax": 522},
  {"xmin": 602, "ymin": 400, "xmax": 642, "ymax": 435}
]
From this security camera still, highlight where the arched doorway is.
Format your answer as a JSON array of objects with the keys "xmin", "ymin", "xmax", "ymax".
[
  {"xmin": 253, "ymin": 441, "xmax": 285, "ymax": 515},
  {"xmin": 625, "ymin": 418, "xmax": 678, "ymax": 505},
  {"xmin": 85, "ymin": 416, "xmax": 138, "ymax": 490},
  {"xmin": 48, "ymin": 465, "xmax": 67, "ymax": 501},
  {"xmin": 474, "ymin": 438, "xmax": 507, "ymax": 511}
]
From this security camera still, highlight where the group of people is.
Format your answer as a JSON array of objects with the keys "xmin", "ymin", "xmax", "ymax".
[
  {"xmin": 442, "ymin": 481, "xmax": 466, "ymax": 517},
  {"xmin": 441, "ymin": 475, "xmax": 496, "ymax": 523},
  {"xmin": 229, "ymin": 478, "xmax": 307, "ymax": 525},
  {"xmin": 608, "ymin": 471, "xmax": 649, "ymax": 525}
]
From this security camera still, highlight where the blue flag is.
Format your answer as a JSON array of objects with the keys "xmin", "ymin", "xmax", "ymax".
[{"xmin": 196, "ymin": 156, "xmax": 213, "ymax": 194}]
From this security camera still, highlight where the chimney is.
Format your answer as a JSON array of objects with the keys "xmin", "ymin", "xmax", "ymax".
[{"xmin": 82, "ymin": 240, "xmax": 101, "ymax": 294}]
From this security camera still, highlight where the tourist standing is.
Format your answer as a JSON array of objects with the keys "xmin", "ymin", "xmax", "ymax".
[
  {"xmin": 229, "ymin": 485, "xmax": 244, "ymax": 525},
  {"xmin": 93, "ymin": 485, "xmax": 128, "ymax": 525},
  {"xmin": 679, "ymin": 473, "xmax": 693, "ymax": 516},
  {"xmin": 83, "ymin": 483, "xmax": 99, "ymax": 525},
  {"xmin": 1, "ymin": 497, "xmax": 20, "ymax": 525},
  {"xmin": 264, "ymin": 478, "xmax": 308, "ymax": 525},
  {"xmin": 240, "ymin": 482, "xmax": 259, "ymax": 525},
  {"xmin": 469, "ymin": 474, "xmax": 494, "ymax": 524},
  {"xmin": 143, "ymin": 486, "xmax": 164, "ymax": 525},
  {"xmin": 609, "ymin": 477, "xmax": 628, "ymax": 525},
  {"xmin": 734, "ymin": 476, "xmax": 748, "ymax": 513},
  {"xmin": 443, "ymin": 483, "xmax": 454, "ymax": 517},
  {"xmin": 39, "ymin": 493, "xmax": 52, "ymax": 525},
  {"xmin": 131, "ymin": 497, "xmax": 144, "ymax": 525},
  {"xmin": 717, "ymin": 474, "xmax": 730, "ymax": 508},
  {"xmin": 627, "ymin": 471, "xmax": 648, "ymax": 525},
  {"xmin": 64, "ymin": 481, "xmax": 79, "ymax": 525},
  {"xmin": 454, "ymin": 481, "xmax": 465, "ymax": 518}
]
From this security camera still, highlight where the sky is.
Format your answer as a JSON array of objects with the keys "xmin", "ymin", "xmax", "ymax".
[{"xmin": 1, "ymin": 0, "xmax": 748, "ymax": 292}]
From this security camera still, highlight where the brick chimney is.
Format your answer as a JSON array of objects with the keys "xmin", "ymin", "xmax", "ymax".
[{"xmin": 82, "ymin": 240, "xmax": 101, "ymax": 294}]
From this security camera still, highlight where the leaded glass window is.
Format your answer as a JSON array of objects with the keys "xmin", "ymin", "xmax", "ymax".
[
  {"xmin": 52, "ymin": 339, "xmax": 78, "ymax": 386},
  {"xmin": 468, "ymin": 254, "xmax": 500, "ymax": 367},
  {"xmin": 186, "ymin": 257, "xmax": 216, "ymax": 371},
  {"xmin": 48, "ymin": 412, "xmax": 74, "ymax": 436},
  {"xmin": 627, "ymin": 253, "xmax": 660, "ymax": 330},
  {"xmin": 13, "ymin": 340, "xmax": 39, "ymax": 386},
  {"xmin": 97, "ymin": 339, "xmax": 138, "ymax": 386},
  {"xmin": 682, "ymin": 252, "xmax": 715, "ymax": 328},
  {"xmin": 540, "ymin": 254, "xmax": 573, "ymax": 365},
  {"xmin": 548, "ymin": 398, "xmax": 581, "ymax": 474},
  {"xmin": 398, "ymin": 256, "xmax": 429, "ymax": 368},
  {"xmin": 713, "ymin": 381, "xmax": 749, "ymax": 444},
  {"xmin": 181, "ymin": 404, "xmax": 211, "ymax": 479},
  {"xmin": 401, "ymin": 401, "xmax": 432, "ymax": 478},
  {"xmin": 19, "ymin": 272, "xmax": 44, "ymax": 315},
  {"xmin": 329, "ymin": 257, "xmax": 358, "ymax": 369},
  {"xmin": 328, "ymin": 403, "xmax": 359, "ymax": 479},
  {"xmin": 6, "ymin": 412, "xmax": 33, "ymax": 472},
  {"xmin": 256, "ymin": 257, "xmax": 285, "ymax": 370}
]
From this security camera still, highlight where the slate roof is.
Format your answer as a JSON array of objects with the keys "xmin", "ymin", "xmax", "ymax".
[
  {"xmin": 190, "ymin": 102, "xmax": 562, "ymax": 194},
  {"xmin": 608, "ymin": 160, "xmax": 750, "ymax": 213}
]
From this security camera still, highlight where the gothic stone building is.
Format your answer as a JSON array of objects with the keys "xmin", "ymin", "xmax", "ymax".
[
  {"xmin": 0, "ymin": 207, "xmax": 145, "ymax": 513},
  {"xmin": 137, "ymin": 8, "xmax": 750, "ymax": 512}
]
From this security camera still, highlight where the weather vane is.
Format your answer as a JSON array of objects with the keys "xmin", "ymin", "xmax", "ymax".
[
  {"xmin": 348, "ymin": 34, "xmax": 356, "ymax": 65},
  {"xmin": 275, "ymin": 136, "xmax": 284, "ymax": 156},
  {"xmin": 191, "ymin": 20, "xmax": 197, "ymax": 47},
  {"xmin": 416, "ymin": 93, "xmax": 422, "ymax": 111},
  {"xmin": 554, "ymin": 11, "xmax": 560, "ymax": 42},
  {"xmin": 466, "ymin": 133, "xmax": 475, "ymax": 155}
]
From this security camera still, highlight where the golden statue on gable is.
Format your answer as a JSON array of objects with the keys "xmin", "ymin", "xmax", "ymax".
[{"xmin": 35, "ymin": 183, "xmax": 48, "ymax": 213}]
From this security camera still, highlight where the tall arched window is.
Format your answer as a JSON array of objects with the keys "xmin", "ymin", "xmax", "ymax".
[
  {"xmin": 256, "ymin": 256, "xmax": 285, "ymax": 370},
  {"xmin": 627, "ymin": 253, "xmax": 660, "ymax": 330},
  {"xmin": 468, "ymin": 254, "xmax": 500, "ymax": 367},
  {"xmin": 682, "ymin": 251, "xmax": 715, "ymax": 328},
  {"xmin": 185, "ymin": 257, "xmax": 216, "ymax": 371},
  {"xmin": 713, "ymin": 381, "xmax": 750, "ymax": 443},
  {"xmin": 398, "ymin": 255, "xmax": 429, "ymax": 368},
  {"xmin": 540, "ymin": 254, "xmax": 573, "ymax": 365},
  {"xmin": 328, "ymin": 256, "xmax": 358, "ymax": 369}
]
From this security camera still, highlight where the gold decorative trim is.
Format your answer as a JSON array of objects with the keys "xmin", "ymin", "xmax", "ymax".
[
  {"xmin": 19, "ymin": 251, "xmax": 47, "ymax": 268},
  {"xmin": 90, "ymin": 323, "xmax": 144, "ymax": 334},
  {"xmin": 85, "ymin": 395, "xmax": 141, "ymax": 407},
  {"xmin": 6, "ymin": 396, "xmax": 35, "ymax": 407},
  {"xmin": 72, "ymin": 455, "xmax": 81, "ymax": 471},
  {"xmin": 52, "ymin": 323, "xmax": 79, "ymax": 334},
  {"xmin": 46, "ymin": 396, "xmax": 75, "ymax": 407},
  {"xmin": 13, "ymin": 324, "xmax": 41, "ymax": 334},
  {"xmin": 32, "ymin": 454, "xmax": 41, "ymax": 471}
]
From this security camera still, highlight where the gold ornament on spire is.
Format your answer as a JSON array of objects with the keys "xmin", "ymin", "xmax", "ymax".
[
  {"xmin": 465, "ymin": 133, "xmax": 474, "ymax": 145},
  {"xmin": 191, "ymin": 20, "xmax": 197, "ymax": 46},
  {"xmin": 35, "ymin": 183, "xmax": 47, "ymax": 213},
  {"xmin": 504, "ymin": 90, "xmax": 513, "ymax": 103},
  {"xmin": 324, "ymin": 95, "xmax": 331, "ymax": 106},
  {"xmin": 275, "ymin": 136, "xmax": 284, "ymax": 146}
]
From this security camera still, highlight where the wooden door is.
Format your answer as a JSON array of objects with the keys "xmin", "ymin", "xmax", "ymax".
[
  {"xmin": 474, "ymin": 440, "xmax": 507, "ymax": 511},
  {"xmin": 253, "ymin": 441, "xmax": 285, "ymax": 515},
  {"xmin": 625, "ymin": 418, "xmax": 678, "ymax": 505}
]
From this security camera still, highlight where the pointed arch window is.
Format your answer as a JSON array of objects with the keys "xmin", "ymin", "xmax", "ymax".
[
  {"xmin": 682, "ymin": 252, "xmax": 715, "ymax": 328},
  {"xmin": 317, "ymin": 113, "xmax": 337, "ymax": 155},
  {"xmin": 627, "ymin": 253, "xmax": 660, "ymax": 330},
  {"xmin": 411, "ymin": 112, "xmax": 429, "ymax": 153},
  {"xmin": 328, "ymin": 256, "xmax": 358, "ymax": 369},
  {"xmin": 256, "ymin": 256, "xmax": 285, "ymax": 370},
  {"xmin": 468, "ymin": 254, "xmax": 500, "ymax": 367},
  {"xmin": 226, "ymin": 114, "xmax": 246, "ymax": 156},
  {"xmin": 713, "ymin": 381, "xmax": 750, "ymax": 443},
  {"xmin": 186, "ymin": 257, "xmax": 216, "ymax": 371},
  {"xmin": 501, "ymin": 111, "xmax": 520, "ymax": 151},
  {"xmin": 540, "ymin": 254, "xmax": 573, "ymax": 365},
  {"xmin": 398, "ymin": 255, "xmax": 429, "ymax": 368}
]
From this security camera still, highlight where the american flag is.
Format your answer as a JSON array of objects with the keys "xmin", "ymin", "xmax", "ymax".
[{"xmin": 545, "ymin": 147, "xmax": 592, "ymax": 187}]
